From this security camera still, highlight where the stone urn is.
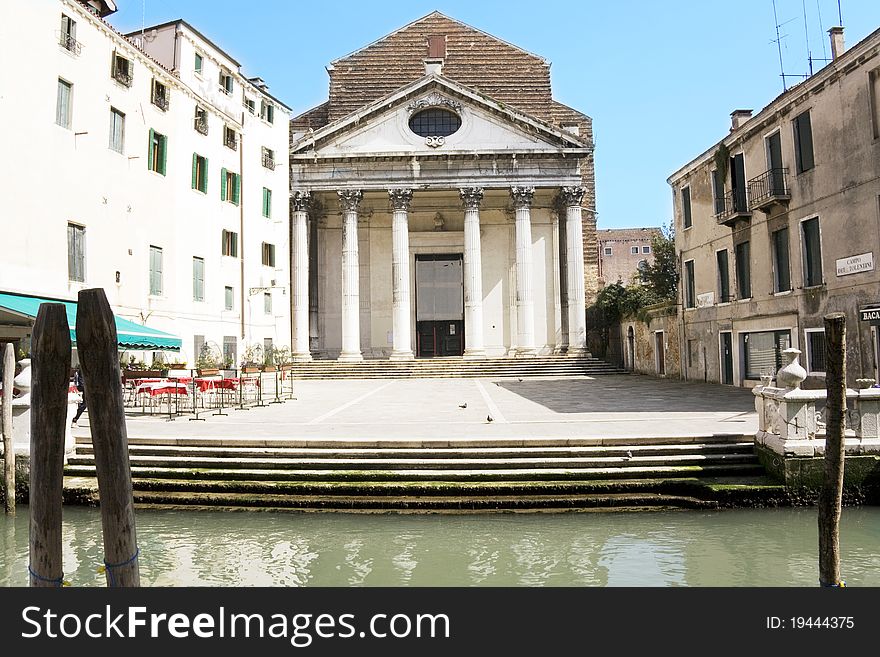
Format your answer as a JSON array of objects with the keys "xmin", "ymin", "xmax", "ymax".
[{"xmin": 775, "ymin": 348, "xmax": 807, "ymax": 390}]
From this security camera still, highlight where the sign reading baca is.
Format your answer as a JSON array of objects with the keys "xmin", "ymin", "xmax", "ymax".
[
  {"xmin": 836, "ymin": 252, "xmax": 874, "ymax": 277},
  {"xmin": 861, "ymin": 306, "xmax": 880, "ymax": 323}
]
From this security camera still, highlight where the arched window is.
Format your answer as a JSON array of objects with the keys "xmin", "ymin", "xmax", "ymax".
[{"xmin": 409, "ymin": 108, "xmax": 461, "ymax": 137}]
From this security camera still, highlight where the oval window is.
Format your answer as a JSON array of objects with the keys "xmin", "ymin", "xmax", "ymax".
[{"xmin": 409, "ymin": 108, "xmax": 461, "ymax": 137}]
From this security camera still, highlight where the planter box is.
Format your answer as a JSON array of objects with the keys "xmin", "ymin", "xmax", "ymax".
[
  {"xmin": 123, "ymin": 369, "xmax": 163, "ymax": 379},
  {"xmin": 197, "ymin": 368, "xmax": 220, "ymax": 377}
]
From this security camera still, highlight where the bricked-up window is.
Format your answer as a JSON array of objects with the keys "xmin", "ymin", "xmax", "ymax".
[
  {"xmin": 735, "ymin": 241, "xmax": 751, "ymax": 299},
  {"xmin": 805, "ymin": 329, "xmax": 826, "ymax": 374},
  {"xmin": 684, "ymin": 260, "xmax": 696, "ymax": 309},
  {"xmin": 801, "ymin": 217, "xmax": 823, "ymax": 287},
  {"xmin": 681, "ymin": 186, "xmax": 692, "ymax": 229},
  {"xmin": 772, "ymin": 227, "xmax": 791, "ymax": 292},
  {"xmin": 427, "ymin": 35, "xmax": 446, "ymax": 58},
  {"xmin": 409, "ymin": 108, "xmax": 461, "ymax": 137},
  {"xmin": 793, "ymin": 110, "xmax": 814, "ymax": 173}
]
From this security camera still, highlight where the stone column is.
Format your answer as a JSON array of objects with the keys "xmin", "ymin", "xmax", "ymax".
[
  {"xmin": 511, "ymin": 187, "xmax": 536, "ymax": 356},
  {"xmin": 290, "ymin": 191, "xmax": 311, "ymax": 362},
  {"xmin": 337, "ymin": 190, "xmax": 363, "ymax": 362},
  {"xmin": 389, "ymin": 189, "xmax": 414, "ymax": 361},
  {"xmin": 561, "ymin": 186, "xmax": 587, "ymax": 355},
  {"xmin": 460, "ymin": 187, "xmax": 486, "ymax": 359}
]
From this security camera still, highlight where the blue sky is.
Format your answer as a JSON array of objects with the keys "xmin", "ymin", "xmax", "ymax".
[{"xmin": 112, "ymin": 1, "xmax": 879, "ymax": 229}]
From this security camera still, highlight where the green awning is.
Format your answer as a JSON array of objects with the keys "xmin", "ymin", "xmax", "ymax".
[{"xmin": 0, "ymin": 292, "xmax": 182, "ymax": 351}]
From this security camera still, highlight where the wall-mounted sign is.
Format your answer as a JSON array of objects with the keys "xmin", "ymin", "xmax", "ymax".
[
  {"xmin": 836, "ymin": 252, "xmax": 873, "ymax": 277},
  {"xmin": 696, "ymin": 292, "xmax": 715, "ymax": 308},
  {"xmin": 860, "ymin": 307, "xmax": 880, "ymax": 323}
]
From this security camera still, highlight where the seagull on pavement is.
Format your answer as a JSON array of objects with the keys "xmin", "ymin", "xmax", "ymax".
[
  {"xmin": 459, "ymin": 402, "xmax": 467, "ymax": 408},
  {"xmin": 487, "ymin": 414, "xmax": 494, "ymax": 423}
]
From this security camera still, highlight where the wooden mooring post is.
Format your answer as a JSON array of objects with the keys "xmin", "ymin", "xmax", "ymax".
[
  {"xmin": 76, "ymin": 288, "xmax": 140, "ymax": 587},
  {"xmin": 819, "ymin": 312, "xmax": 846, "ymax": 587},
  {"xmin": 29, "ymin": 304, "xmax": 70, "ymax": 587},
  {"xmin": 3, "ymin": 343, "xmax": 15, "ymax": 514}
]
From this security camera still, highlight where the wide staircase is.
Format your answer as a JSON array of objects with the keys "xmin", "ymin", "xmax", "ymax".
[
  {"xmin": 284, "ymin": 355, "xmax": 622, "ymax": 379},
  {"xmin": 63, "ymin": 434, "xmax": 779, "ymax": 512}
]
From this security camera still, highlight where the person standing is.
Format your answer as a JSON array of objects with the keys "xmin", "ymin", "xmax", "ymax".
[{"xmin": 71, "ymin": 366, "xmax": 86, "ymax": 426}]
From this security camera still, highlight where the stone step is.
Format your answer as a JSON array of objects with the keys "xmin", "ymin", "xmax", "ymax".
[
  {"xmin": 63, "ymin": 462, "xmax": 766, "ymax": 482},
  {"xmin": 72, "ymin": 441, "xmax": 755, "ymax": 460},
  {"xmin": 74, "ymin": 434, "xmax": 753, "ymax": 449}
]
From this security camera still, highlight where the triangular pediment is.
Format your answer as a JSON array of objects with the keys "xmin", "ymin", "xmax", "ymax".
[{"xmin": 291, "ymin": 75, "xmax": 590, "ymax": 159}]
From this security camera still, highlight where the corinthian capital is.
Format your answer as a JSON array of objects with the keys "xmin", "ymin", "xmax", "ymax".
[
  {"xmin": 290, "ymin": 190, "xmax": 311, "ymax": 213},
  {"xmin": 459, "ymin": 187, "xmax": 484, "ymax": 210},
  {"xmin": 337, "ymin": 189, "xmax": 363, "ymax": 212},
  {"xmin": 510, "ymin": 186, "xmax": 535, "ymax": 209},
  {"xmin": 560, "ymin": 186, "xmax": 586, "ymax": 208},
  {"xmin": 388, "ymin": 188, "xmax": 413, "ymax": 211}
]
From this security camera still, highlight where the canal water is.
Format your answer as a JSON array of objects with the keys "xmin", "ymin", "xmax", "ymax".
[{"xmin": 1, "ymin": 507, "xmax": 878, "ymax": 586}]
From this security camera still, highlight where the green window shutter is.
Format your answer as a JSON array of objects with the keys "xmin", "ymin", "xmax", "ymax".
[
  {"xmin": 191, "ymin": 153, "xmax": 197, "ymax": 189},
  {"xmin": 232, "ymin": 174, "xmax": 241, "ymax": 205},
  {"xmin": 221, "ymin": 167, "xmax": 227, "ymax": 201},
  {"xmin": 203, "ymin": 157, "xmax": 208, "ymax": 193},
  {"xmin": 261, "ymin": 188, "xmax": 267, "ymax": 217},
  {"xmin": 159, "ymin": 135, "xmax": 167, "ymax": 175},
  {"xmin": 148, "ymin": 128, "xmax": 154, "ymax": 169},
  {"xmin": 266, "ymin": 189, "xmax": 272, "ymax": 217}
]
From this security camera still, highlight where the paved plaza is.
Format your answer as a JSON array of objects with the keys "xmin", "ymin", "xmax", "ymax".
[{"xmin": 75, "ymin": 374, "xmax": 759, "ymax": 443}]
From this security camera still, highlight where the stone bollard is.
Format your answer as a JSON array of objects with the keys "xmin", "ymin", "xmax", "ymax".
[
  {"xmin": 852, "ymin": 379, "xmax": 880, "ymax": 452},
  {"xmin": 10, "ymin": 358, "xmax": 76, "ymax": 462}
]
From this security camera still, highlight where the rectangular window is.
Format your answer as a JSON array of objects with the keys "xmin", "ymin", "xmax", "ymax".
[
  {"xmin": 261, "ymin": 242, "xmax": 276, "ymax": 267},
  {"xmin": 793, "ymin": 110, "xmax": 815, "ymax": 173},
  {"xmin": 219, "ymin": 69, "xmax": 234, "ymax": 95},
  {"xmin": 192, "ymin": 257, "xmax": 205, "ymax": 302},
  {"xmin": 224, "ymin": 288, "xmax": 234, "ymax": 312},
  {"xmin": 802, "ymin": 217, "xmax": 823, "ymax": 287},
  {"xmin": 805, "ymin": 329, "xmax": 826, "ymax": 374},
  {"xmin": 735, "ymin": 241, "xmax": 751, "ymax": 299},
  {"xmin": 681, "ymin": 186, "xmax": 692, "ymax": 229},
  {"xmin": 222, "ymin": 335, "xmax": 237, "ymax": 366},
  {"xmin": 224, "ymin": 126, "xmax": 237, "ymax": 150},
  {"xmin": 684, "ymin": 260, "xmax": 696, "ymax": 309},
  {"xmin": 56, "ymin": 79, "xmax": 72, "ymax": 128},
  {"xmin": 60, "ymin": 14, "xmax": 78, "ymax": 52},
  {"xmin": 260, "ymin": 100, "xmax": 275, "ymax": 124},
  {"xmin": 67, "ymin": 223, "xmax": 85, "ymax": 282},
  {"xmin": 870, "ymin": 67, "xmax": 880, "ymax": 140},
  {"xmin": 772, "ymin": 227, "xmax": 791, "ymax": 292},
  {"xmin": 220, "ymin": 168, "xmax": 241, "ymax": 205},
  {"xmin": 716, "ymin": 249, "xmax": 730, "ymax": 303},
  {"xmin": 262, "ymin": 188, "xmax": 272, "ymax": 218},
  {"xmin": 712, "ymin": 168, "xmax": 725, "ymax": 216},
  {"xmin": 630, "ymin": 246, "xmax": 639, "ymax": 255},
  {"xmin": 194, "ymin": 335, "xmax": 205, "ymax": 365},
  {"xmin": 151, "ymin": 79, "xmax": 169, "ymax": 111},
  {"xmin": 642, "ymin": 246, "xmax": 651, "ymax": 254},
  {"xmin": 192, "ymin": 154, "xmax": 208, "ymax": 193},
  {"xmin": 244, "ymin": 98, "xmax": 256, "ymax": 115},
  {"xmin": 194, "ymin": 52, "xmax": 203, "ymax": 75},
  {"xmin": 264, "ymin": 292, "xmax": 272, "ymax": 315},
  {"xmin": 603, "ymin": 246, "xmax": 612, "ymax": 256},
  {"xmin": 221, "ymin": 230, "xmax": 238, "ymax": 258},
  {"xmin": 264, "ymin": 338, "xmax": 274, "ymax": 362},
  {"xmin": 111, "ymin": 51, "xmax": 133, "ymax": 87},
  {"xmin": 261, "ymin": 146, "xmax": 275, "ymax": 170},
  {"xmin": 109, "ymin": 108, "xmax": 125, "ymax": 153},
  {"xmin": 149, "ymin": 245, "xmax": 163, "ymax": 295},
  {"xmin": 194, "ymin": 106, "xmax": 209, "ymax": 135},
  {"xmin": 742, "ymin": 330, "xmax": 791, "ymax": 380},
  {"xmin": 148, "ymin": 129, "xmax": 167, "ymax": 175}
]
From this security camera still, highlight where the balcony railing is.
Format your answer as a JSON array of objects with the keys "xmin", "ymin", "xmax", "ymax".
[
  {"xmin": 112, "ymin": 67, "xmax": 133, "ymax": 88},
  {"xmin": 715, "ymin": 188, "xmax": 752, "ymax": 226},
  {"xmin": 747, "ymin": 168, "xmax": 791, "ymax": 212},
  {"xmin": 224, "ymin": 133, "xmax": 238, "ymax": 150},
  {"xmin": 261, "ymin": 153, "xmax": 276, "ymax": 170},
  {"xmin": 194, "ymin": 117, "xmax": 208, "ymax": 135},
  {"xmin": 58, "ymin": 32, "xmax": 82, "ymax": 55},
  {"xmin": 151, "ymin": 92, "xmax": 169, "ymax": 112}
]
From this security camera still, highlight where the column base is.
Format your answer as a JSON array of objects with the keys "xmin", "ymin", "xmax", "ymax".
[
  {"xmin": 389, "ymin": 351, "xmax": 414, "ymax": 361},
  {"xmin": 292, "ymin": 352, "xmax": 312, "ymax": 363},
  {"xmin": 337, "ymin": 352, "xmax": 363, "ymax": 363},
  {"xmin": 515, "ymin": 347, "xmax": 538, "ymax": 358},
  {"xmin": 463, "ymin": 349, "xmax": 487, "ymax": 360},
  {"xmin": 566, "ymin": 347, "xmax": 588, "ymax": 357}
]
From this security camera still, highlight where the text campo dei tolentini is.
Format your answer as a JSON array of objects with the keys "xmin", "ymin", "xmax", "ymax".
[{"xmin": 21, "ymin": 606, "xmax": 451, "ymax": 646}]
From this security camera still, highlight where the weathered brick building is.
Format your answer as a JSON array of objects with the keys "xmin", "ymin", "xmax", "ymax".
[{"xmin": 289, "ymin": 12, "xmax": 597, "ymax": 360}]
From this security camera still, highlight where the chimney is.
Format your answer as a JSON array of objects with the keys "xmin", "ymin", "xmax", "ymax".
[
  {"xmin": 828, "ymin": 26, "xmax": 845, "ymax": 61},
  {"xmin": 730, "ymin": 109, "xmax": 753, "ymax": 131},
  {"xmin": 424, "ymin": 35, "xmax": 446, "ymax": 75}
]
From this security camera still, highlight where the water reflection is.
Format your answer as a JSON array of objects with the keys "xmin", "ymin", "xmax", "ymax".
[{"xmin": 1, "ymin": 507, "xmax": 879, "ymax": 587}]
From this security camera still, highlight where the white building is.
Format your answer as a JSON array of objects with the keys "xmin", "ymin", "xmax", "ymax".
[{"xmin": 0, "ymin": 0, "xmax": 291, "ymax": 368}]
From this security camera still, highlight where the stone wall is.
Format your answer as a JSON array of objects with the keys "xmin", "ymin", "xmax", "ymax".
[{"xmin": 622, "ymin": 304, "xmax": 681, "ymax": 378}]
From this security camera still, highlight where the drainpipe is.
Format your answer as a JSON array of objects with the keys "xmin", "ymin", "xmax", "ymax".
[{"xmin": 239, "ymin": 125, "xmax": 246, "ymax": 341}]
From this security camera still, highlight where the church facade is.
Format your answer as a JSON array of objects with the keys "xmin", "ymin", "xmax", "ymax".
[{"xmin": 289, "ymin": 12, "xmax": 597, "ymax": 360}]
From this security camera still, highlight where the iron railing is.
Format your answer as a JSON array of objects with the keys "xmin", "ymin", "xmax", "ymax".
[
  {"xmin": 58, "ymin": 32, "xmax": 82, "ymax": 55},
  {"xmin": 194, "ymin": 117, "xmax": 208, "ymax": 135},
  {"xmin": 261, "ymin": 153, "xmax": 276, "ymax": 170},
  {"xmin": 747, "ymin": 168, "xmax": 790, "ymax": 208},
  {"xmin": 715, "ymin": 187, "xmax": 751, "ymax": 223},
  {"xmin": 112, "ymin": 67, "xmax": 133, "ymax": 87},
  {"xmin": 224, "ymin": 133, "xmax": 238, "ymax": 150},
  {"xmin": 151, "ymin": 90, "xmax": 169, "ymax": 111}
]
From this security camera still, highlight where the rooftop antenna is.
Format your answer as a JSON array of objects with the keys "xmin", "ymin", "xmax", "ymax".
[
  {"xmin": 772, "ymin": 0, "xmax": 789, "ymax": 91},
  {"xmin": 802, "ymin": 0, "xmax": 813, "ymax": 76},
  {"xmin": 838, "ymin": 0, "xmax": 843, "ymax": 26},
  {"xmin": 816, "ymin": 0, "xmax": 828, "ymax": 62},
  {"xmin": 141, "ymin": 0, "xmax": 146, "ymax": 40}
]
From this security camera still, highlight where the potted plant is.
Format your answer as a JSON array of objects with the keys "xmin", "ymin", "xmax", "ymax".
[
  {"xmin": 196, "ymin": 343, "xmax": 221, "ymax": 377},
  {"xmin": 262, "ymin": 345, "xmax": 277, "ymax": 372},
  {"xmin": 240, "ymin": 343, "xmax": 263, "ymax": 373},
  {"xmin": 274, "ymin": 345, "xmax": 292, "ymax": 371}
]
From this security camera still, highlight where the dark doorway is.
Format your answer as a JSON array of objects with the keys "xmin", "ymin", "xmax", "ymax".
[
  {"xmin": 720, "ymin": 332, "xmax": 734, "ymax": 385},
  {"xmin": 655, "ymin": 331, "xmax": 665, "ymax": 376},
  {"xmin": 415, "ymin": 254, "xmax": 464, "ymax": 358}
]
